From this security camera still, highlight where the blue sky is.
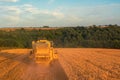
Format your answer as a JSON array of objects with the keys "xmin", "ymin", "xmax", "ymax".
[{"xmin": 0, "ymin": 0, "xmax": 120, "ymax": 27}]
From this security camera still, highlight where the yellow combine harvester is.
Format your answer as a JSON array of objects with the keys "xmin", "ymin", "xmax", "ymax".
[{"xmin": 30, "ymin": 40, "xmax": 58, "ymax": 64}]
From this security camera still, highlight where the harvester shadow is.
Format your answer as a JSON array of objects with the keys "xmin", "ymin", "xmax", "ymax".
[{"xmin": 49, "ymin": 60, "xmax": 69, "ymax": 80}]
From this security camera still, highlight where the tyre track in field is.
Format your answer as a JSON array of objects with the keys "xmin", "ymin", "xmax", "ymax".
[
  {"xmin": 1, "ymin": 53, "xmax": 31, "ymax": 80},
  {"xmin": 0, "ymin": 53, "xmax": 20, "ymax": 63},
  {"xmin": 0, "ymin": 61, "xmax": 19, "ymax": 79},
  {"xmin": 1, "ymin": 63, "xmax": 25, "ymax": 80},
  {"xmin": 0, "ymin": 53, "xmax": 23, "ymax": 78}
]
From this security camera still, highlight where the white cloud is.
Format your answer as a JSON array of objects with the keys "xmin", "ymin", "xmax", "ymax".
[
  {"xmin": 0, "ymin": 6, "xmax": 21, "ymax": 15},
  {"xmin": 52, "ymin": 11, "xmax": 64, "ymax": 19},
  {"xmin": 0, "ymin": 0, "xmax": 18, "ymax": 2},
  {"xmin": 22, "ymin": 4, "xmax": 40, "ymax": 14},
  {"xmin": 0, "ymin": 4, "xmax": 66, "ymax": 27},
  {"xmin": 0, "ymin": 5, "xmax": 21, "ymax": 26},
  {"xmin": 0, "ymin": 3, "xmax": 83, "ymax": 27},
  {"xmin": 4, "ymin": 15, "xmax": 20, "ymax": 21},
  {"xmin": 20, "ymin": 4, "xmax": 65, "ymax": 19},
  {"xmin": 60, "ymin": 3, "xmax": 120, "ymax": 26},
  {"xmin": 1, "ymin": 3, "xmax": 120, "ymax": 27}
]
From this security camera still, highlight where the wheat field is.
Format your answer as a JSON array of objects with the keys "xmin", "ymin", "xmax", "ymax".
[
  {"xmin": 58, "ymin": 48, "xmax": 120, "ymax": 80},
  {"xmin": 0, "ymin": 48, "xmax": 120, "ymax": 80}
]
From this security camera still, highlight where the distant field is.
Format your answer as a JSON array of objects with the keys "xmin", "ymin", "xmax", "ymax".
[
  {"xmin": 0, "ymin": 27, "xmax": 59, "ymax": 31},
  {"xmin": 0, "ymin": 48, "xmax": 120, "ymax": 80}
]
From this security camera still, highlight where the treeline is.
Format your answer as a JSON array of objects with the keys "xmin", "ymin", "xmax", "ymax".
[{"xmin": 0, "ymin": 25, "xmax": 120, "ymax": 49}]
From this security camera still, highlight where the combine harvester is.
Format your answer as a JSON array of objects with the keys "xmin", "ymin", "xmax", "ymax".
[
  {"xmin": 29, "ymin": 40, "xmax": 58, "ymax": 65},
  {"xmin": 29, "ymin": 40, "xmax": 68, "ymax": 80}
]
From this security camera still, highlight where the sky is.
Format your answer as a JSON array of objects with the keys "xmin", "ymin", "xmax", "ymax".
[{"xmin": 0, "ymin": 0, "xmax": 120, "ymax": 27}]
